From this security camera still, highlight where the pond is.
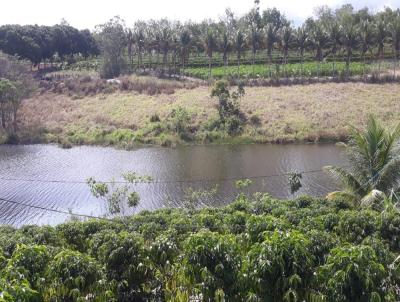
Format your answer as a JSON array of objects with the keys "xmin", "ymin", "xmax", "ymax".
[{"xmin": 0, "ymin": 144, "xmax": 347, "ymax": 226}]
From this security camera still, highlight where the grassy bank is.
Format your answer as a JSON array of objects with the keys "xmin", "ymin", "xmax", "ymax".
[
  {"xmin": 17, "ymin": 80, "xmax": 400, "ymax": 148},
  {"xmin": 0, "ymin": 194, "xmax": 399, "ymax": 301}
]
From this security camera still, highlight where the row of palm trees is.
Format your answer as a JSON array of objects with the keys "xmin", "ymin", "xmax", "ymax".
[{"xmin": 106, "ymin": 4, "xmax": 400, "ymax": 79}]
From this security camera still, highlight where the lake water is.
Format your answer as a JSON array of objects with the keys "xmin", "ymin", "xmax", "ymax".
[{"xmin": 0, "ymin": 144, "xmax": 347, "ymax": 226}]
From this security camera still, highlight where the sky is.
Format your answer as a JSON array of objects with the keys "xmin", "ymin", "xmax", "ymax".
[{"xmin": 1, "ymin": 0, "xmax": 399, "ymax": 29}]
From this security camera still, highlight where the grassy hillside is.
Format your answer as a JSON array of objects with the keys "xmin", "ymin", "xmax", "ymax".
[
  {"xmin": 16, "ymin": 78, "xmax": 400, "ymax": 147},
  {"xmin": 0, "ymin": 194, "xmax": 399, "ymax": 301}
]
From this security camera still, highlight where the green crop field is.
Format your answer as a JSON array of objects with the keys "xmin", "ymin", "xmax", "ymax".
[{"xmin": 185, "ymin": 61, "xmax": 371, "ymax": 79}]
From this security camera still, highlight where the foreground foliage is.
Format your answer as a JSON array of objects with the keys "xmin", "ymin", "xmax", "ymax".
[{"xmin": 0, "ymin": 195, "xmax": 399, "ymax": 301}]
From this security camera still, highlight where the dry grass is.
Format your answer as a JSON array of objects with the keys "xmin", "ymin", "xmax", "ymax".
[
  {"xmin": 38, "ymin": 74, "xmax": 201, "ymax": 98},
  {"xmin": 18, "ymin": 82, "xmax": 400, "ymax": 145}
]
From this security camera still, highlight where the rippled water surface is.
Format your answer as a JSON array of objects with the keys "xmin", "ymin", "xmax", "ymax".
[{"xmin": 0, "ymin": 144, "xmax": 347, "ymax": 226}]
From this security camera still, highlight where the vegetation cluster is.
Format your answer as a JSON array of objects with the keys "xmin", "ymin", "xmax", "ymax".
[{"xmin": 0, "ymin": 194, "xmax": 399, "ymax": 301}]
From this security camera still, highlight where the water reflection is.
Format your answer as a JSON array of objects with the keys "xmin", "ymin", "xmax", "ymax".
[{"xmin": 0, "ymin": 144, "xmax": 347, "ymax": 226}]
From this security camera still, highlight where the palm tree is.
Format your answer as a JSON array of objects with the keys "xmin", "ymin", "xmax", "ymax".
[
  {"xmin": 359, "ymin": 20, "xmax": 375, "ymax": 80},
  {"xmin": 246, "ymin": 3, "xmax": 261, "ymax": 76},
  {"xmin": 327, "ymin": 21, "xmax": 341, "ymax": 78},
  {"xmin": 234, "ymin": 30, "xmax": 246, "ymax": 77},
  {"xmin": 203, "ymin": 29, "xmax": 217, "ymax": 79},
  {"xmin": 295, "ymin": 26, "xmax": 308, "ymax": 80},
  {"xmin": 144, "ymin": 26, "xmax": 155, "ymax": 71},
  {"xmin": 325, "ymin": 116, "xmax": 400, "ymax": 206},
  {"xmin": 159, "ymin": 20, "xmax": 172, "ymax": 74},
  {"xmin": 126, "ymin": 29, "xmax": 134, "ymax": 72},
  {"xmin": 133, "ymin": 25, "xmax": 145, "ymax": 71},
  {"xmin": 179, "ymin": 30, "xmax": 191, "ymax": 76},
  {"xmin": 264, "ymin": 23, "xmax": 277, "ymax": 78},
  {"xmin": 278, "ymin": 26, "xmax": 293, "ymax": 78},
  {"xmin": 341, "ymin": 22, "xmax": 359, "ymax": 80},
  {"xmin": 310, "ymin": 24, "xmax": 329, "ymax": 80},
  {"xmin": 217, "ymin": 28, "xmax": 232, "ymax": 75},
  {"xmin": 388, "ymin": 14, "xmax": 400, "ymax": 78},
  {"xmin": 375, "ymin": 18, "xmax": 387, "ymax": 76}
]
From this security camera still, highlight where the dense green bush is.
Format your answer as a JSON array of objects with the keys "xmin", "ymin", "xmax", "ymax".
[{"xmin": 0, "ymin": 195, "xmax": 398, "ymax": 301}]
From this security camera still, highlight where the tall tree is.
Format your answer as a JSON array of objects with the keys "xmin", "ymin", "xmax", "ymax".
[
  {"xmin": 217, "ymin": 26, "xmax": 232, "ymax": 75},
  {"xmin": 234, "ymin": 30, "xmax": 246, "ymax": 77},
  {"xmin": 295, "ymin": 26, "xmax": 308, "ymax": 80},
  {"xmin": 95, "ymin": 16, "xmax": 127, "ymax": 79},
  {"xmin": 264, "ymin": 24, "xmax": 277, "ymax": 77},
  {"xmin": 310, "ymin": 23, "xmax": 329, "ymax": 79},
  {"xmin": 375, "ymin": 17, "xmax": 388, "ymax": 75},
  {"xmin": 179, "ymin": 30, "xmax": 191, "ymax": 76},
  {"xmin": 388, "ymin": 13, "xmax": 400, "ymax": 78},
  {"xmin": 246, "ymin": 0, "xmax": 262, "ymax": 76},
  {"xmin": 134, "ymin": 22, "xmax": 146, "ymax": 71},
  {"xmin": 327, "ymin": 21, "xmax": 342, "ymax": 78},
  {"xmin": 202, "ymin": 28, "xmax": 217, "ymax": 79},
  {"xmin": 340, "ymin": 15, "xmax": 359, "ymax": 80},
  {"xmin": 278, "ymin": 25, "xmax": 293, "ymax": 78},
  {"xmin": 359, "ymin": 20, "xmax": 375, "ymax": 80}
]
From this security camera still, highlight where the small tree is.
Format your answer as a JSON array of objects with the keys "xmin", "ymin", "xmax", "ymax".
[
  {"xmin": 211, "ymin": 80, "xmax": 245, "ymax": 135},
  {"xmin": 0, "ymin": 52, "xmax": 35, "ymax": 134},
  {"xmin": 87, "ymin": 172, "xmax": 152, "ymax": 217},
  {"xmin": 288, "ymin": 172, "xmax": 302, "ymax": 196},
  {"xmin": 0, "ymin": 78, "xmax": 17, "ymax": 130}
]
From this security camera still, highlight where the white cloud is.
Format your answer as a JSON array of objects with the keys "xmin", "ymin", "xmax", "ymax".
[{"xmin": 1, "ymin": 0, "xmax": 399, "ymax": 29}]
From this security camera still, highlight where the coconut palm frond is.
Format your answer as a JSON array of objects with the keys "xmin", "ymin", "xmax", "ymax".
[
  {"xmin": 324, "ymin": 166, "xmax": 366, "ymax": 196},
  {"xmin": 326, "ymin": 191, "xmax": 358, "ymax": 205},
  {"xmin": 375, "ymin": 157, "xmax": 400, "ymax": 192},
  {"xmin": 360, "ymin": 190, "xmax": 386, "ymax": 208}
]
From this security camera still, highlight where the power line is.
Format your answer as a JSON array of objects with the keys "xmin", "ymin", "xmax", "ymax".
[
  {"xmin": 0, "ymin": 166, "xmax": 346, "ymax": 185},
  {"xmin": 0, "ymin": 165, "xmax": 385, "ymax": 225},
  {"xmin": 0, "ymin": 196, "xmax": 106, "ymax": 220}
]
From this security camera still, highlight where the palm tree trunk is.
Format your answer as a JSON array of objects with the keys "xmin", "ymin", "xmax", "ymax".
[
  {"xmin": 12, "ymin": 104, "xmax": 18, "ymax": 133},
  {"xmin": 237, "ymin": 54, "xmax": 240, "ymax": 79},
  {"xmin": 268, "ymin": 52, "xmax": 272, "ymax": 78},
  {"xmin": 347, "ymin": 56, "xmax": 350, "ymax": 80},
  {"xmin": 1, "ymin": 103, "xmax": 5, "ymax": 129},
  {"xmin": 300, "ymin": 55, "xmax": 303, "ymax": 82},
  {"xmin": 363, "ymin": 54, "xmax": 366, "ymax": 82},
  {"xmin": 137, "ymin": 51, "xmax": 140, "ymax": 72},
  {"xmin": 208, "ymin": 54, "xmax": 212, "ymax": 79},
  {"xmin": 252, "ymin": 49, "xmax": 256, "ymax": 77}
]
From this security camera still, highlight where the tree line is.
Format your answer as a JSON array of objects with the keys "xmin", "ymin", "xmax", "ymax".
[
  {"xmin": 0, "ymin": 22, "xmax": 99, "ymax": 67},
  {"xmin": 96, "ymin": 2, "xmax": 400, "ymax": 78},
  {"xmin": 0, "ymin": 2, "xmax": 400, "ymax": 79}
]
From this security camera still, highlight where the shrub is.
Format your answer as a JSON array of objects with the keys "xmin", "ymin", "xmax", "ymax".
[
  {"xmin": 46, "ymin": 249, "xmax": 104, "ymax": 300},
  {"xmin": 6, "ymin": 244, "xmax": 49, "ymax": 289},
  {"xmin": 317, "ymin": 245, "xmax": 387, "ymax": 302},
  {"xmin": 150, "ymin": 113, "xmax": 161, "ymax": 123},
  {"xmin": 249, "ymin": 115, "xmax": 261, "ymax": 127},
  {"xmin": 246, "ymin": 230, "xmax": 314, "ymax": 301},
  {"xmin": 183, "ymin": 231, "xmax": 241, "ymax": 300},
  {"xmin": 379, "ymin": 210, "xmax": 400, "ymax": 252},
  {"xmin": 167, "ymin": 106, "xmax": 191, "ymax": 138},
  {"xmin": 89, "ymin": 231, "xmax": 154, "ymax": 300},
  {"xmin": 336, "ymin": 210, "xmax": 377, "ymax": 244}
]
